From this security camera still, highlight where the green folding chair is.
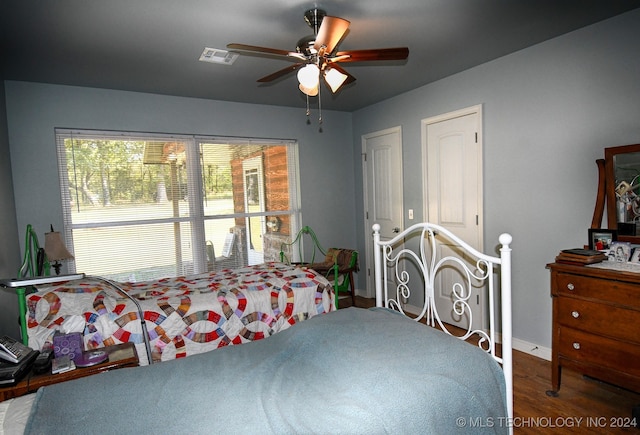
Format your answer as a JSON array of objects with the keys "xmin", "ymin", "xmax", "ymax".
[{"xmin": 279, "ymin": 226, "xmax": 358, "ymax": 308}]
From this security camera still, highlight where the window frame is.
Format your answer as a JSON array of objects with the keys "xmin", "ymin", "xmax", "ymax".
[{"xmin": 55, "ymin": 129, "xmax": 302, "ymax": 279}]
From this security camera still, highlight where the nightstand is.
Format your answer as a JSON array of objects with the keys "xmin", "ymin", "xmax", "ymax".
[{"xmin": 0, "ymin": 342, "xmax": 138, "ymax": 401}]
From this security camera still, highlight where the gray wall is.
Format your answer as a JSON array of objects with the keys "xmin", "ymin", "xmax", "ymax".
[
  {"xmin": 0, "ymin": 80, "xmax": 22, "ymax": 338},
  {"xmin": 3, "ymin": 83, "xmax": 356, "ymax": 339},
  {"xmin": 352, "ymin": 9, "xmax": 640, "ymax": 349}
]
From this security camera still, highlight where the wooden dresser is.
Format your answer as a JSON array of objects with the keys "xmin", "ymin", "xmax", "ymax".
[{"xmin": 547, "ymin": 262, "xmax": 640, "ymax": 395}]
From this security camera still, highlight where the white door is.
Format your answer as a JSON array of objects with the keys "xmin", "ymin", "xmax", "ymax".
[
  {"xmin": 363, "ymin": 127, "xmax": 404, "ymax": 298},
  {"xmin": 242, "ymin": 156, "xmax": 265, "ymax": 265},
  {"xmin": 422, "ymin": 105, "xmax": 484, "ymax": 331}
]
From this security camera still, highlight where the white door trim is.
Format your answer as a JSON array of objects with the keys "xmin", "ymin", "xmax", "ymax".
[{"xmin": 242, "ymin": 155, "xmax": 266, "ymax": 265}]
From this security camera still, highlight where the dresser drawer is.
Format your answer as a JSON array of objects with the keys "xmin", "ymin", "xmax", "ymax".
[
  {"xmin": 557, "ymin": 296, "xmax": 640, "ymax": 344},
  {"xmin": 559, "ymin": 327, "xmax": 640, "ymax": 378},
  {"xmin": 555, "ymin": 272, "xmax": 639, "ymax": 308}
]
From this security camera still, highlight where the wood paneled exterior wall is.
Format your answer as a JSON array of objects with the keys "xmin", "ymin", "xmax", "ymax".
[{"xmin": 230, "ymin": 146, "xmax": 290, "ymax": 235}]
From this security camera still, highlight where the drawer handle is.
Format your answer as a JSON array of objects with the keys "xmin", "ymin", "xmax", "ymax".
[
  {"xmin": 571, "ymin": 311, "xmax": 580, "ymax": 318},
  {"xmin": 567, "ymin": 283, "xmax": 575, "ymax": 291},
  {"xmin": 573, "ymin": 342, "xmax": 581, "ymax": 350}
]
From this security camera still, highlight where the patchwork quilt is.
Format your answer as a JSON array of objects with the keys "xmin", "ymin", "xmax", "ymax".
[{"xmin": 26, "ymin": 262, "xmax": 334, "ymax": 364}]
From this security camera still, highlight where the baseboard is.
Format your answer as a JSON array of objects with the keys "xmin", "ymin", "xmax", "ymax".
[
  {"xmin": 512, "ymin": 337, "xmax": 551, "ymax": 361},
  {"xmin": 398, "ymin": 303, "xmax": 552, "ymax": 361}
]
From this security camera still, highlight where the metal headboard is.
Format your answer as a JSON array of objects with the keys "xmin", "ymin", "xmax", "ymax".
[{"xmin": 372, "ymin": 222, "xmax": 513, "ymax": 433}]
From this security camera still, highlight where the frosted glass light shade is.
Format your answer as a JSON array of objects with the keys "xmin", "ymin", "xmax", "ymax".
[
  {"xmin": 299, "ymin": 83, "xmax": 319, "ymax": 96},
  {"xmin": 297, "ymin": 64, "xmax": 320, "ymax": 89},
  {"xmin": 324, "ymin": 67, "xmax": 348, "ymax": 93}
]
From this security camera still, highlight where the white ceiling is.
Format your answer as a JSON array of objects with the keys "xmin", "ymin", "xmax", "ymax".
[{"xmin": 2, "ymin": 0, "xmax": 639, "ymax": 112}]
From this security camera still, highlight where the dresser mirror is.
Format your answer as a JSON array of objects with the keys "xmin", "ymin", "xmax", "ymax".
[{"xmin": 605, "ymin": 143, "xmax": 640, "ymax": 242}]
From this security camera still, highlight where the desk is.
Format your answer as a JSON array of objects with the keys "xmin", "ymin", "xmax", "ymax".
[{"xmin": 0, "ymin": 342, "xmax": 138, "ymax": 401}]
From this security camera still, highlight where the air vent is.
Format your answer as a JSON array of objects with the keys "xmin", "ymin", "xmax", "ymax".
[{"xmin": 199, "ymin": 48, "xmax": 239, "ymax": 65}]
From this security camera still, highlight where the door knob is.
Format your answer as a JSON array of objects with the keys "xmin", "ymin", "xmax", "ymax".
[{"xmin": 393, "ymin": 227, "xmax": 400, "ymax": 233}]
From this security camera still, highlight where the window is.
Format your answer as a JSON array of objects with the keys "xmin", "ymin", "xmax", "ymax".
[{"xmin": 56, "ymin": 129, "xmax": 301, "ymax": 281}]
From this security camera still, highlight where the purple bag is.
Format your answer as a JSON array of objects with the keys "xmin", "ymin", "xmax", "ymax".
[{"xmin": 53, "ymin": 332, "xmax": 84, "ymax": 363}]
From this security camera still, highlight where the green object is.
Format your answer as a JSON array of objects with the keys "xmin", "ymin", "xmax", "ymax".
[
  {"xmin": 15, "ymin": 224, "xmax": 51, "ymax": 344},
  {"xmin": 279, "ymin": 226, "xmax": 325, "ymax": 265},
  {"xmin": 18, "ymin": 224, "xmax": 51, "ymax": 278},
  {"xmin": 328, "ymin": 249, "xmax": 358, "ymax": 308},
  {"xmin": 15, "ymin": 286, "xmax": 28, "ymax": 345},
  {"xmin": 279, "ymin": 226, "xmax": 358, "ymax": 309}
]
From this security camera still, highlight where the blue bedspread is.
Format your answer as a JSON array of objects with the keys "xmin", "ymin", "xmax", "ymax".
[{"xmin": 25, "ymin": 307, "xmax": 507, "ymax": 434}]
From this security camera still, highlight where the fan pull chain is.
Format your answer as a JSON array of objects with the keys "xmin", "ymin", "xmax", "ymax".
[
  {"xmin": 317, "ymin": 83, "xmax": 323, "ymax": 133},
  {"xmin": 305, "ymin": 94, "xmax": 311, "ymax": 124}
]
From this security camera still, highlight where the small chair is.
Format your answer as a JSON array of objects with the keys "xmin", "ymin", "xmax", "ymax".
[
  {"xmin": 312, "ymin": 248, "xmax": 359, "ymax": 308},
  {"xmin": 206, "ymin": 233, "xmax": 237, "ymax": 271},
  {"xmin": 279, "ymin": 226, "xmax": 358, "ymax": 308}
]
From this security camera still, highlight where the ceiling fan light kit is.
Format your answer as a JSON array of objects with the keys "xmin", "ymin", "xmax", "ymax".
[
  {"xmin": 226, "ymin": 8, "xmax": 409, "ymax": 128},
  {"xmin": 299, "ymin": 83, "xmax": 319, "ymax": 97},
  {"xmin": 323, "ymin": 67, "xmax": 349, "ymax": 93},
  {"xmin": 297, "ymin": 64, "xmax": 320, "ymax": 90}
]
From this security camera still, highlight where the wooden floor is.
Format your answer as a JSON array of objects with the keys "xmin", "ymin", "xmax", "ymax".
[{"xmin": 341, "ymin": 296, "xmax": 640, "ymax": 433}]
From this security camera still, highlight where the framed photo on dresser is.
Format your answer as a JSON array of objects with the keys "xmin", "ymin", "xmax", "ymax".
[
  {"xmin": 588, "ymin": 228, "xmax": 617, "ymax": 251},
  {"xmin": 608, "ymin": 241, "xmax": 631, "ymax": 262}
]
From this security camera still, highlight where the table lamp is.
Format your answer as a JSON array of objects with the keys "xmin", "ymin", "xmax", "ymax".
[{"xmin": 44, "ymin": 225, "xmax": 74, "ymax": 275}]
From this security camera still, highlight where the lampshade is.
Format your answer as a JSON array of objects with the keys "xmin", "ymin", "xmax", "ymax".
[
  {"xmin": 299, "ymin": 83, "xmax": 319, "ymax": 96},
  {"xmin": 297, "ymin": 64, "xmax": 320, "ymax": 89},
  {"xmin": 324, "ymin": 67, "xmax": 349, "ymax": 93},
  {"xmin": 44, "ymin": 231, "xmax": 74, "ymax": 262}
]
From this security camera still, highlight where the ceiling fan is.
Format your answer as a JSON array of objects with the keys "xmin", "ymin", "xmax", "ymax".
[{"xmin": 227, "ymin": 8, "xmax": 409, "ymax": 97}]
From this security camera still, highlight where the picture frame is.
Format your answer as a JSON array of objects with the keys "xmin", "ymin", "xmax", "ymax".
[
  {"xmin": 608, "ymin": 241, "xmax": 632, "ymax": 262},
  {"xmin": 588, "ymin": 228, "xmax": 617, "ymax": 251},
  {"xmin": 630, "ymin": 248, "xmax": 640, "ymax": 263}
]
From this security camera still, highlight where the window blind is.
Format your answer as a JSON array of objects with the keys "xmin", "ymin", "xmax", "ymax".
[{"xmin": 55, "ymin": 129, "xmax": 301, "ymax": 282}]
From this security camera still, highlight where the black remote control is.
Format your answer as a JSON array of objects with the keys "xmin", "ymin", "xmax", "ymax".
[{"xmin": 33, "ymin": 348, "xmax": 54, "ymax": 373}]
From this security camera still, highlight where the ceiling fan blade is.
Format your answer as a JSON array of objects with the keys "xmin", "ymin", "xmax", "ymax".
[
  {"xmin": 314, "ymin": 16, "xmax": 350, "ymax": 54},
  {"xmin": 257, "ymin": 63, "xmax": 304, "ymax": 83},
  {"xmin": 227, "ymin": 43, "xmax": 306, "ymax": 61},
  {"xmin": 333, "ymin": 47, "xmax": 409, "ymax": 63}
]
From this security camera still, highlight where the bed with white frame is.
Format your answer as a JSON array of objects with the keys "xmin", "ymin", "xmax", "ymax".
[
  {"xmin": 373, "ymin": 222, "xmax": 513, "ymax": 432},
  {"xmin": 0, "ymin": 222, "xmax": 512, "ymax": 434}
]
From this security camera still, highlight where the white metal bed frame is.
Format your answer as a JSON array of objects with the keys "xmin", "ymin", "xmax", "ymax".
[{"xmin": 372, "ymin": 222, "xmax": 513, "ymax": 432}]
